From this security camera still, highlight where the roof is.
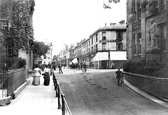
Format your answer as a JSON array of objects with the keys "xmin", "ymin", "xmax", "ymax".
[{"xmin": 89, "ymin": 23, "xmax": 126, "ymax": 37}]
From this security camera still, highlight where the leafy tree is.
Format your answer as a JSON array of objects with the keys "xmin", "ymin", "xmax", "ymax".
[{"xmin": 33, "ymin": 41, "xmax": 51, "ymax": 59}]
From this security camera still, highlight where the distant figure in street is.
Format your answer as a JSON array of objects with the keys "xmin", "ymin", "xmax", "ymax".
[
  {"xmin": 82, "ymin": 62, "xmax": 87, "ymax": 75},
  {"xmin": 52, "ymin": 62, "xmax": 56, "ymax": 70},
  {"xmin": 115, "ymin": 68, "xmax": 123, "ymax": 86},
  {"xmin": 43, "ymin": 65, "xmax": 51, "ymax": 86},
  {"xmin": 58, "ymin": 64, "xmax": 63, "ymax": 74},
  {"xmin": 32, "ymin": 64, "xmax": 42, "ymax": 86}
]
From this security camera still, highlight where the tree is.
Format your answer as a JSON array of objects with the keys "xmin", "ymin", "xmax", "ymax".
[{"xmin": 33, "ymin": 41, "xmax": 51, "ymax": 59}]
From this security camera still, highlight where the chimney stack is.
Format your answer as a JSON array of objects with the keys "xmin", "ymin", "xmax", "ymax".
[
  {"xmin": 110, "ymin": 23, "xmax": 116, "ymax": 26},
  {"xmin": 119, "ymin": 20, "xmax": 125, "ymax": 24}
]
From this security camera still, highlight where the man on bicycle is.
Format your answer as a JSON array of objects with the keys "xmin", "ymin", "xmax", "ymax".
[{"xmin": 115, "ymin": 68, "xmax": 123, "ymax": 86}]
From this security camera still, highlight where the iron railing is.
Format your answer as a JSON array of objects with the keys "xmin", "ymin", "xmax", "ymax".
[
  {"xmin": 53, "ymin": 73, "xmax": 72, "ymax": 115},
  {"xmin": 0, "ymin": 68, "xmax": 26, "ymax": 98}
]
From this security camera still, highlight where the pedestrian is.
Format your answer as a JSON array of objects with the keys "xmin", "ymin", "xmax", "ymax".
[
  {"xmin": 115, "ymin": 68, "xmax": 123, "ymax": 86},
  {"xmin": 32, "ymin": 64, "xmax": 42, "ymax": 86},
  {"xmin": 58, "ymin": 64, "xmax": 63, "ymax": 74},
  {"xmin": 84, "ymin": 63, "xmax": 87, "ymax": 73},
  {"xmin": 82, "ymin": 62, "xmax": 87, "ymax": 75},
  {"xmin": 43, "ymin": 65, "xmax": 51, "ymax": 86}
]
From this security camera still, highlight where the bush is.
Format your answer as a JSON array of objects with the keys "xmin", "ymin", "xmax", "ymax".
[
  {"xmin": 17, "ymin": 58, "xmax": 26, "ymax": 68},
  {"xmin": 6, "ymin": 57, "xmax": 26, "ymax": 70},
  {"xmin": 123, "ymin": 59, "xmax": 162, "ymax": 76}
]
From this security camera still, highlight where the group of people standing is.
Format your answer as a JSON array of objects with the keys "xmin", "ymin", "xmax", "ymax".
[{"xmin": 32, "ymin": 64, "xmax": 51, "ymax": 86}]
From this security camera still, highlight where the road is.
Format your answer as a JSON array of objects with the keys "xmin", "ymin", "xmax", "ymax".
[{"xmin": 55, "ymin": 69, "xmax": 168, "ymax": 115}]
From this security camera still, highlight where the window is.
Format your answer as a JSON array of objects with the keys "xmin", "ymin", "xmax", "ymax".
[
  {"xmin": 96, "ymin": 34, "xmax": 98, "ymax": 42},
  {"xmin": 102, "ymin": 32, "xmax": 106, "ymax": 40},
  {"xmin": 159, "ymin": 24, "xmax": 166, "ymax": 52},
  {"xmin": 96, "ymin": 44, "xmax": 98, "ymax": 51},
  {"xmin": 138, "ymin": 33, "xmax": 141, "ymax": 55},
  {"xmin": 137, "ymin": 0, "xmax": 141, "ymax": 19},
  {"xmin": 91, "ymin": 37, "xmax": 93, "ymax": 45},
  {"xmin": 161, "ymin": 0, "xmax": 166, "ymax": 10},
  {"xmin": 132, "ymin": 0, "xmax": 136, "ymax": 12},
  {"xmin": 132, "ymin": 34, "xmax": 137, "ymax": 55},
  {"xmin": 132, "ymin": 33, "xmax": 141, "ymax": 56},
  {"xmin": 116, "ymin": 32, "xmax": 123, "ymax": 50},
  {"xmin": 132, "ymin": 0, "xmax": 136, "ymax": 21},
  {"xmin": 102, "ymin": 43, "xmax": 106, "ymax": 50},
  {"xmin": 6, "ymin": 40, "xmax": 13, "ymax": 57}
]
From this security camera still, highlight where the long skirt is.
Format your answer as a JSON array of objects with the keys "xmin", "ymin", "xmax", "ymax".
[
  {"xmin": 32, "ymin": 76, "xmax": 40, "ymax": 86},
  {"xmin": 44, "ymin": 72, "xmax": 50, "ymax": 86}
]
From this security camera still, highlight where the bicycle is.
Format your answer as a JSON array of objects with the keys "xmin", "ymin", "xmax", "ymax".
[{"xmin": 118, "ymin": 76, "xmax": 124, "ymax": 86}]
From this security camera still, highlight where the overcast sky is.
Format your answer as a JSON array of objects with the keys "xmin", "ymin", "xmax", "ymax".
[{"xmin": 33, "ymin": 0, "xmax": 126, "ymax": 55}]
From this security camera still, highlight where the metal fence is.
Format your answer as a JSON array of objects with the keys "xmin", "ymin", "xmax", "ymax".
[
  {"xmin": 0, "ymin": 73, "xmax": 8, "ymax": 98},
  {"xmin": 53, "ymin": 73, "xmax": 72, "ymax": 115},
  {"xmin": 0, "ymin": 68, "xmax": 26, "ymax": 98},
  {"xmin": 7, "ymin": 68, "xmax": 26, "ymax": 98}
]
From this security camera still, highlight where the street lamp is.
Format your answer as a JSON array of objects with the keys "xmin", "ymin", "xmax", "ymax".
[{"xmin": 50, "ymin": 43, "xmax": 53, "ymax": 69}]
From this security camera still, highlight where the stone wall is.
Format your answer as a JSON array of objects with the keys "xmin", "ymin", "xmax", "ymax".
[{"xmin": 124, "ymin": 72, "xmax": 168, "ymax": 101}]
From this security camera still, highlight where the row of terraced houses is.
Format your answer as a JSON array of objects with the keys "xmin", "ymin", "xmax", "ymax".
[
  {"xmin": 58, "ymin": 21, "xmax": 127, "ymax": 69},
  {"xmin": 58, "ymin": 0, "xmax": 168, "ymax": 71}
]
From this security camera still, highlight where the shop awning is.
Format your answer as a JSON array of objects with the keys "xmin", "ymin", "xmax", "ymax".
[
  {"xmin": 92, "ymin": 52, "xmax": 109, "ymax": 61},
  {"xmin": 110, "ymin": 51, "xmax": 126, "ymax": 60},
  {"xmin": 72, "ymin": 58, "xmax": 78, "ymax": 63}
]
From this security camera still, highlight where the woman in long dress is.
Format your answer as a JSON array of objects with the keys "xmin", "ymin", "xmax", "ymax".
[
  {"xmin": 32, "ymin": 65, "xmax": 42, "ymax": 86},
  {"xmin": 43, "ymin": 65, "xmax": 50, "ymax": 86}
]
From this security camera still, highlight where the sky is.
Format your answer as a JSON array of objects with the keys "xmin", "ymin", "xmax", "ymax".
[{"xmin": 33, "ymin": 0, "xmax": 126, "ymax": 55}]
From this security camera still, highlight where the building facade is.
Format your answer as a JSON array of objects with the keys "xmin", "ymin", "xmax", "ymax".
[
  {"xmin": 58, "ymin": 22, "xmax": 127, "ymax": 69},
  {"xmin": 0, "ymin": 0, "xmax": 35, "ymax": 72},
  {"xmin": 127, "ymin": 0, "xmax": 168, "ymax": 75},
  {"xmin": 88, "ymin": 23, "xmax": 127, "ymax": 69}
]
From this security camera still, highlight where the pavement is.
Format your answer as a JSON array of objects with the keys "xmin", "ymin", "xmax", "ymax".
[
  {"xmin": 0, "ymin": 75, "xmax": 62, "ymax": 115},
  {"xmin": 1, "ymin": 68, "xmax": 168, "ymax": 115}
]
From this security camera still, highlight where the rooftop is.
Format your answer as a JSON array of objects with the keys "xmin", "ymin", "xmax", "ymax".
[{"xmin": 89, "ymin": 23, "xmax": 126, "ymax": 37}]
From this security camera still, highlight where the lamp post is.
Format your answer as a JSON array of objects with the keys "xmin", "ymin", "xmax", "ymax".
[{"xmin": 50, "ymin": 43, "xmax": 53, "ymax": 69}]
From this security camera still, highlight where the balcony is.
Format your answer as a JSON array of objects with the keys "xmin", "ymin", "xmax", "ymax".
[{"xmin": 99, "ymin": 39, "xmax": 116, "ymax": 43}]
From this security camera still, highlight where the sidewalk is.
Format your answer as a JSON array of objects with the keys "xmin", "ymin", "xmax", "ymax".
[
  {"xmin": 124, "ymin": 79, "xmax": 168, "ymax": 108},
  {"xmin": 56, "ymin": 67, "xmax": 117, "ymax": 74},
  {"xmin": 0, "ymin": 75, "xmax": 61, "ymax": 115}
]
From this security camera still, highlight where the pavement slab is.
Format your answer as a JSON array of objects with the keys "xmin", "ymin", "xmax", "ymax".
[{"xmin": 0, "ymin": 76, "xmax": 61, "ymax": 115}]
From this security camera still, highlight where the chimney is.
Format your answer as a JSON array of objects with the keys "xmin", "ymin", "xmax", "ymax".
[
  {"xmin": 119, "ymin": 20, "xmax": 125, "ymax": 24},
  {"xmin": 110, "ymin": 23, "xmax": 116, "ymax": 26}
]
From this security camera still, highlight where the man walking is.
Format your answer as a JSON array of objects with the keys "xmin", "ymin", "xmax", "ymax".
[
  {"xmin": 115, "ymin": 68, "xmax": 123, "ymax": 86},
  {"xmin": 58, "ymin": 64, "xmax": 63, "ymax": 74},
  {"xmin": 82, "ymin": 62, "xmax": 87, "ymax": 76}
]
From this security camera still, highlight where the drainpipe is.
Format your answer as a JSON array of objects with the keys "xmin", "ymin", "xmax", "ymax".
[
  {"xmin": 108, "ymin": 51, "xmax": 110, "ymax": 69},
  {"xmin": 144, "ymin": 0, "xmax": 147, "ymax": 58}
]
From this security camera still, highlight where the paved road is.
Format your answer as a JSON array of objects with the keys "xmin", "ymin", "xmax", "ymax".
[{"xmin": 55, "ymin": 68, "xmax": 168, "ymax": 115}]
